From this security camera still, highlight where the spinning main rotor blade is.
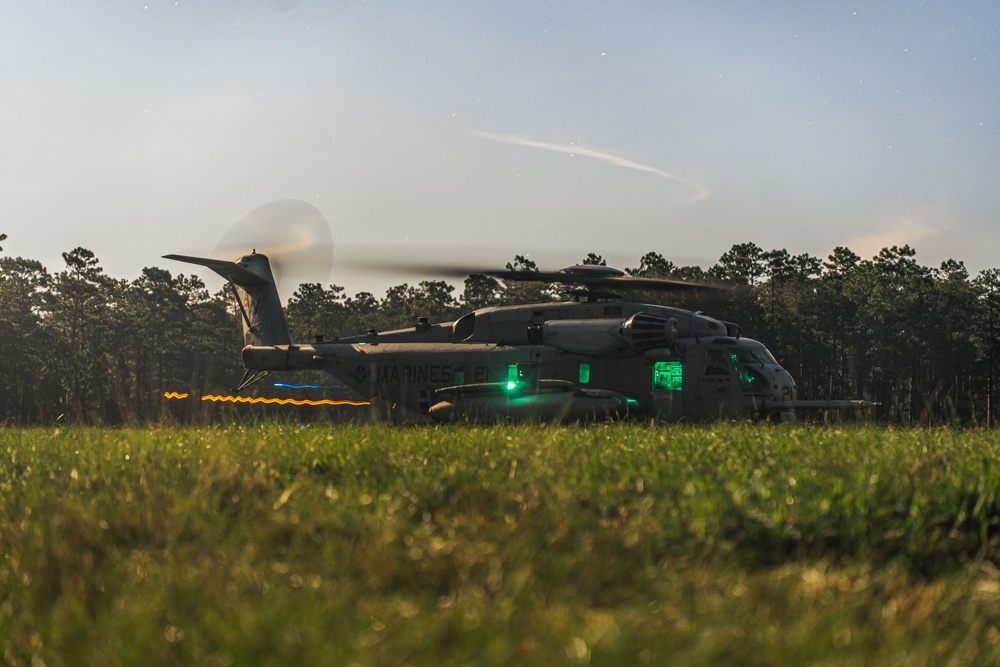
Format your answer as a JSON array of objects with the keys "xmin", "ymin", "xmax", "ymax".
[
  {"xmin": 194, "ymin": 206, "xmax": 722, "ymax": 295},
  {"xmin": 485, "ymin": 269, "xmax": 721, "ymax": 293},
  {"xmin": 339, "ymin": 255, "xmax": 722, "ymax": 293}
]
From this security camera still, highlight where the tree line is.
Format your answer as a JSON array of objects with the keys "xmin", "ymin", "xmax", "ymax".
[{"xmin": 1, "ymin": 236, "xmax": 998, "ymax": 424}]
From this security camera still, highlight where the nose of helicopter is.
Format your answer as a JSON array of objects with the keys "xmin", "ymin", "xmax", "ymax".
[
  {"xmin": 768, "ymin": 367, "xmax": 798, "ymax": 423},
  {"xmin": 773, "ymin": 367, "xmax": 797, "ymax": 403}
]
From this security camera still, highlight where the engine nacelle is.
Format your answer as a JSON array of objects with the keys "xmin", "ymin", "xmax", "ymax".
[{"xmin": 541, "ymin": 312, "xmax": 678, "ymax": 357}]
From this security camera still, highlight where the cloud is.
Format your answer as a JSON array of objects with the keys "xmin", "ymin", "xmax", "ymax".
[
  {"xmin": 842, "ymin": 205, "xmax": 1000, "ymax": 274},
  {"xmin": 847, "ymin": 205, "xmax": 947, "ymax": 260},
  {"xmin": 469, "ymin": 131, "xmax": 711, "ymax": 202}
]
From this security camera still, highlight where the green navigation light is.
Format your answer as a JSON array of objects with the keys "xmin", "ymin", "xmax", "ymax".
[{"xmin": 506, "ymin": 364, "xmax": 518, "ymax": 392}]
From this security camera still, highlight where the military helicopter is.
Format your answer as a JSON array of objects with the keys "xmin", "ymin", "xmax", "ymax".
[{"xmin": 165, "ymin": 251, "xmax": 874, "ymax": 423}]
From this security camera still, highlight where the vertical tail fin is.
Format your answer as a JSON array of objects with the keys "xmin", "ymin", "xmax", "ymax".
[{"xmin": 163, "ymin": 252, "xmax": 290, "ymax": 347}]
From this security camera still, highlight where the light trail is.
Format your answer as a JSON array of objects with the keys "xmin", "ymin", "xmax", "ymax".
[
  {"xmin": 202, "ymin": 395, "xmax": 370, "ymax": 407},
  {"xmin": 163, "ymin": 391, "xmax": 369, "ymax": 407}
]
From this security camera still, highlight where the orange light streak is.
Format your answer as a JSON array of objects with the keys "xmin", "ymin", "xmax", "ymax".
[
  {"xmin": 201, "ymin": 394, "xmax": 370, "ymax": 407},
  {"xmin": 165, "ymin": 391, "xmax": 369, "ymax": 407}
]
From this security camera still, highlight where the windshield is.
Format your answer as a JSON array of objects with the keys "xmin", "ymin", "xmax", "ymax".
[
  {"xmin": 730, "ymin": 341, "xmax": 777, "ymax": 366},
  {"xmin": 722, "ymin": 341, "xmax": 777, "ymax": 393}
]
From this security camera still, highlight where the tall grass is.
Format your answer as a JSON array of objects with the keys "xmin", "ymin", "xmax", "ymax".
[{"xmin": 2, "ymin": 425, "xmax": 1000, "ymax": 665}]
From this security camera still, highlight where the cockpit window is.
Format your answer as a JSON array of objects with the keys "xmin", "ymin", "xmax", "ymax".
[
  {"xmin": 731, "ymin": 342, "xmax": 777, "ymax": 365},
  {"xmin": 731, "ymin": 359, "xmax": 768, "ymax": 392},
  {"xmin": 706, "ymin": 349, "xmax": 731, "ymax": 375}
]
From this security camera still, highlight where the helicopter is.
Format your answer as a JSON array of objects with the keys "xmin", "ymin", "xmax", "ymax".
[{"xmin": 165, "ymin": 251, "xmax": 875, "ymax": 423}]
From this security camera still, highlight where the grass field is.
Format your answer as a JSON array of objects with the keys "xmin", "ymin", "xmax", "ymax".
[{"xmin": 2, "ymin": 424, "xmax": 1000, "ymax": 666}]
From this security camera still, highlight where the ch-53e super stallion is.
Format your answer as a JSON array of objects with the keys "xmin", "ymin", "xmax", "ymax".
[{"xmin": 165, "ymin": 251, "xmax": 874, "ymax": 423}]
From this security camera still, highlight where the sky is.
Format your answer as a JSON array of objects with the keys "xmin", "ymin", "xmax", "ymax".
[{"xmin": 2, "ymin": 1, "xmax": 998, "ymax": 298}]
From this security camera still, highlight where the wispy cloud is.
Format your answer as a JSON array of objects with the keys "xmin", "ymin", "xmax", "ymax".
[
  {"xmin": 848, "ymin": 205, "xmax": 947, "ymax": 259},
  {"xmin": 470, "ymin": 131, "xmax": 711, "ymax": 202}
]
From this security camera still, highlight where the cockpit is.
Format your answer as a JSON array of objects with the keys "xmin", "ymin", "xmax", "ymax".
[{"xmin": 708, "ymin": 337, "xmax": 791, "ymax": 397}]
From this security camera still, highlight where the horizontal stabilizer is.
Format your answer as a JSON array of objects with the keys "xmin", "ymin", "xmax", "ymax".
[{"xmin": 163, "ymin": 254, "xmax": 269, "ymax": 286}]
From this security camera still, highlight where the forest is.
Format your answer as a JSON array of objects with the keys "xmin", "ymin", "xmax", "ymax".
[{"xmin": 1, "ymin": 232, "xmax": 998, "ymax": 425}]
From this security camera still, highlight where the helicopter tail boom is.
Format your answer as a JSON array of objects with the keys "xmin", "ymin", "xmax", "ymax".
[{"xmin": 164, "ymin": 252, "xmax": 291, "ymax": 348}]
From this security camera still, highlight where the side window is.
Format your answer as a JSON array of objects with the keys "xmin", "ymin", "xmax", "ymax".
[
  {"xmin": 652, "ymin": 360, "xmax": 682, "ymax": 391},
  {"xmin": 705, "ymin": 349, "xmax": 730, "ymax": 376}
]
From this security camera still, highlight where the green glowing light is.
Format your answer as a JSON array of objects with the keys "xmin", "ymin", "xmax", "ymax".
[
  {"xmin": 730, "ymin": 353, "xmax": 767, "ymax": 391},
  {"xmin": 506, "ymin": 364, "xmax": 519, "ymax": 392},
  {"xmin": 732, "ymin": 353, "xmax": 753, "ymax": 387},
  {"xmin": 652, "ymin": 360, "xmax": 682, "ymax": 391},
  {"xmin": 579, "ymin": 363, "xmax": 591, "ymax": 384}
]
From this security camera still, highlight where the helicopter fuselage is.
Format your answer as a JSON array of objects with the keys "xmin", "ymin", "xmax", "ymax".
[
  {"xmin": 166, "ymin": 251, "xmax": 872, "ymax": 423},
  {"xmin": 242, "ymin": 300, "xmax": 803, "ymax": 422}
]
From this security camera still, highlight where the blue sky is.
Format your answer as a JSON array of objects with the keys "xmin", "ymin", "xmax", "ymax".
[{"xmin": 1, "ymin": 1, "xmax": 997, "ymax": 296}]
